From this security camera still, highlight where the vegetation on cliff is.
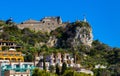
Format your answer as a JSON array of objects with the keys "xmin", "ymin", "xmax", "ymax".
[{"xmin": 0, "ymin": 19, "xmax": 120, "ymax": 76}]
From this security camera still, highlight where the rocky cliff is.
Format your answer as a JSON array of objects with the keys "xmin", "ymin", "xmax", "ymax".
[
  {"xmin": 72, "ymin": 22, "xmax": 93, "ymax": 47},
  {"xmin": 50, "ymin": 21, "xmax": 93, "ymax": 48}
]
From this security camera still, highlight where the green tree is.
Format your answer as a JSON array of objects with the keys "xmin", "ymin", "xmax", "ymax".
[
  {"xmin": 6, "ymin": 17, "xmax": 14, "ymax": 25},
  {"xmin": 0, "ymin": 32, "xmax": 10, "ymax": 40},
  {"xmin": 93, "ymin": 68, "xmax": 110, "ymax": 76},
  {"xmin": 63, "ymin": 70, "xmax": 91, "ymax": 76},
  {"xmin": 56, "ymin": 63, "xmax": 60, "ymax": 75},
  {"xmin": 2, "ymin": 46, "xmax": 9, "ymax": 51},
  {"xmin": 0, "ymin": 20, "xmax": 6, "ymax": 26},
  {"xmin": 63, "ymin": 70, "xmax": 75, "ymax": 76},
  {"xmin": 49, "ymin": 65, "xmax": 55, "ymax": 73},
  {"xmin": 29, "ymin": 47, "xmax": 37, "ymax": 65},
  {"xmin": 24, "ymin": 53, "xmax": 33, "ymax": 62},
  {"xmin": 43, "ymin": 58, "xmax": 46, "ymax": 71},
  {"xmin": 32, "ymin": 68, "xmax": 57, "ymax": 76},
  {"xmin": 32, "ymin": 68, "xmax": 41, "ymax": 76},
  {"xmin": 61, "ymin": 62, "xmax": 67, "ymax": 75},
  {"xmin": 108, "ymin": 64, "xmax": 120, "ymax": 76}
]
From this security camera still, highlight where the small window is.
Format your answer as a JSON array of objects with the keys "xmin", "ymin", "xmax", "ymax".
[
  {"xmin": 61, "ymin": 55, "xmax": 64, "ymax": 58},
  {"xmin": 10, "ymin": 54, "xmax": 13, "ymax": 56},
  {"xmin": 0, "ymin": 58, "xmax": 3, "ymax": 60},
  {"xmin": 16, "ymin": 64, "xmax": 20, "ymax": 68},
  {"xmin": 24, "ymin": 64, "xmax": 28, "ymax": 68},
  {"xmin": 11, "ymin": 43, "xmax": 13, "ymax": 45},
  {"xmin": 67, "ymin": 56, "xmax": 69, "ymax": 59},
  {"xmin": 11, "ymin": 58, "xmax": 16, "ymax": 62},
  {"xmin": 52, "ymin": 23, "xmax": 54, "ymax": 25},
  {"xmin": 61, "ymin": 60, "xmax": 63, "ymax": 62},
  {"xmin": 54, "ymin": 60, "xmax": 56, "ymax": 63},
  {"xmin": 18, "ymin": 58, "xmax": 21, "ymax": 61},
  {"xmin": 48, "ymin": 23, "xmax": 50, "ymax": 25},
  {"xmin": 3, "ymin": 54, "xmax": 7, "ymax": 56},
  {"xmin": 6, "ymin": 43, "xmax": 9, "ymax": 46},
  {"xmin": 43, "ymin": 21, "xmax": 45, "ymax": 23},
  {"xmin": 54, "ymin": 55, "xmax": 56, "ymax": 58},
  {"xmin": 16, "ymin": 54, "xmax": 20, "ymax": 56},
  {"xmin": 82, "ymin": 35, "xmax": 85, "ymax": 38},
  {"xmin": 5, "ymin": 58, "xmax": 10, "ymax": 60}
]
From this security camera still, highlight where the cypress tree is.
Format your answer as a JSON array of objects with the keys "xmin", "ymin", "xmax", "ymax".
[
  {"xmin": 61, "ymin": 62, "xmax": 67, "ymax": 74},
  {"xmin": 56, "ymin": 63, "xmax": 60, "ymax": 75},
  {"xmin": 43, "ymin": 58, "xmax": 46, "ymax": 71}
]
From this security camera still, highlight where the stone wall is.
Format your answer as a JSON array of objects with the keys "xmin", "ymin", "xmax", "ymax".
[{"xmin": 17, "ymin": 16, "xmax": 66, "ymax": 33}]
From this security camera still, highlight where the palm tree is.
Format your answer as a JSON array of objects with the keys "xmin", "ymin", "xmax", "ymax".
[
  {"xmin": 35, "ymin": 45, "xmax": 42, "ymax": 56},
  {"xmin": 29, "ymin": 46, "xmax": 37, "ymax": 66}
]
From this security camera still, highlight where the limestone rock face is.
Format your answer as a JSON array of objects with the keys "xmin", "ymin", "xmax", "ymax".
[
  {"xmin": 36, "ymin": 21, "xmax": 93, "ymax": 48},
  {"xmin": 55, "ymin": 21, "xmax": 93, "ymax": 48},
  {"xmin": 72, "ymin": 26, "xmax": 93, "ymax": 47},
  {"xmin": 46, "ymin": 36, "xmax": 58, "ymax": 47}
]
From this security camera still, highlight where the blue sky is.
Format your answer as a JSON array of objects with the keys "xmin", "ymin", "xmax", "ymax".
[{"xmin": 0, "ymin": 0, "xmax": 120, "ymax": 47}]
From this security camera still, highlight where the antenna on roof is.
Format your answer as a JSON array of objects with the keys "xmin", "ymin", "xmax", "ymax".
[{"xmin": 83, "ymin": 14, "xmax": 87, "ymax": 22}]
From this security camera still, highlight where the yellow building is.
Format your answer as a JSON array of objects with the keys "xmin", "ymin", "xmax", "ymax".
[{"xmin": 0, "ymin": 50, "xmax": 24, "ymax": 62}]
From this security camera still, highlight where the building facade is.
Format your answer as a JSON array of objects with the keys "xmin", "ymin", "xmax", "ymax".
[
  {"xmin": 0, "ymin": 61, "xmax": 35, "ymax": 76},
  {"xmin": 0, "ymin": 49, "xmax": 24, "ymax": 62},
  {"xmin": 4, "ymin": 70, "xmax": 30, "ymax": 76},
  {"xmin": 0, "ymin": 40, "xmax": 22, "ymax": 51},
  {"xmin": 37, "ymin": 53, "xmax": 77, "ymax": 71},
  {"xmin": 17, "ymin": 16, "xmax": 66, "ymax": 33}
]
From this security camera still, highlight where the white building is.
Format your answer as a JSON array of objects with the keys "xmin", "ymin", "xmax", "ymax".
[
  {"xmin": 77, "ymin": 69, "xmax": 94, "ymax": 76},
  {"xmin": 0, "ymin": 61, "xmax": 35, "ymax": 76},
  {"xmin": 37, "ymin": 53, "xmax": 76, "ymax": 70},
  {"xmin": 95, "ymin": 64, "xmax": 107, "ymax": 69}
]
